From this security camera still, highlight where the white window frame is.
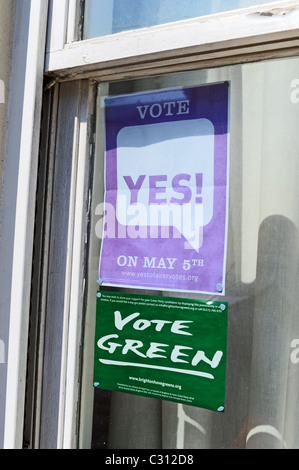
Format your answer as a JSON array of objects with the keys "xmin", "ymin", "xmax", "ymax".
[
  {"xmin": 2, "ymin": 0, "xmax": 49, "ymax": 449},
  {"xmin": 46, "ymin": 0, "xmax": 299, "ymax": 81},
  {"xmin": 4, "ymin": 0, "xmax": 299, "ymax": 450},
  {"xmin": 44, "ymin": 0, "xmax": 299, "ymax": 450},
  {"xmin": 46, "ymin": 0, "xmax": 299, "ymax": 450}
]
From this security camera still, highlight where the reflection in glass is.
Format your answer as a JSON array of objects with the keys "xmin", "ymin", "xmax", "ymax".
[{"xmin": 81, "ymin": 56, "xmax": 299, "ymax": 449}]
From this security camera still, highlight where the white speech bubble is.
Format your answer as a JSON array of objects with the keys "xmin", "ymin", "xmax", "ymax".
[{"xmin": 116, "ymin": 119, "xmax": 214, "ymax": 252}]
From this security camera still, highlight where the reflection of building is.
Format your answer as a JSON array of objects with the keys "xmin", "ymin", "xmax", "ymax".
[{"xmin": 1, "ymin": 0, "xmax": 299, "ymax": 450}]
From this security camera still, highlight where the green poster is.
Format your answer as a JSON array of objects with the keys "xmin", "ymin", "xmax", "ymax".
[{"xmin": 93, "ymin": 291, "xmax": 228, "ymax": 411}]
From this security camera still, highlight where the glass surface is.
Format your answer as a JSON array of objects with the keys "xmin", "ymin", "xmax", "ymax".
[
  {"xmin": 80, "ymin": 55, "xmax": 299, "ymax": 449},
  {"xmin": 83, "ymin": 0, "xmax": 275, "ymax": 39}
]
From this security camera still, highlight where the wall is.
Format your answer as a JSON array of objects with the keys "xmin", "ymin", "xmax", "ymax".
[
  {"xmin": 0, "ymin": 0, "xmax": 16, "ymax": 183},
  {"xmin": 0, "ymin": 0, "xmax": 17, "ymax": 448}
]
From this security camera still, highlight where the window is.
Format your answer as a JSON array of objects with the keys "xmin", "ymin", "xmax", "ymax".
[
  {"xmin": 83, "ymin": 0, "xmax": 275, "ymax": 38},
  {"xmin": 80, "ymin": 56, "xmax": 299, "ymax": 449},
  {"xmin": 25, "ymin": 0, "xmax": 299, "ymax": 450}
]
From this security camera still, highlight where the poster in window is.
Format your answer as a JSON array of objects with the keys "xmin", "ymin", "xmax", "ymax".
[
  {"xmin": 93, "ymin": 291, "xmax": 228, "ymax": 411},
  {"xmin": 98, "ymin": 82, "xmax": 230, "ymax": 295}
]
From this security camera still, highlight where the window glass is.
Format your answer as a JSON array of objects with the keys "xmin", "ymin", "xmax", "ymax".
[
  {"xmin": 83, "ymin": 0, "xmax": 275, "ymax": 39},
  {"xmin": 81, "ymin": 55, "xmax": 299, "ymax": 449}
]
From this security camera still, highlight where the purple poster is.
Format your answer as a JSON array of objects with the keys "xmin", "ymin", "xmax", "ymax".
[{"xmin": 98, "ymin": 83, "xmax": 230, "ymax": 295}]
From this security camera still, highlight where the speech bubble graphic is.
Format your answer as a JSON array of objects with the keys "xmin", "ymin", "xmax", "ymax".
[{"xmin": 116, "ymin": 119, "xmax": 214, "ymax": 252}]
